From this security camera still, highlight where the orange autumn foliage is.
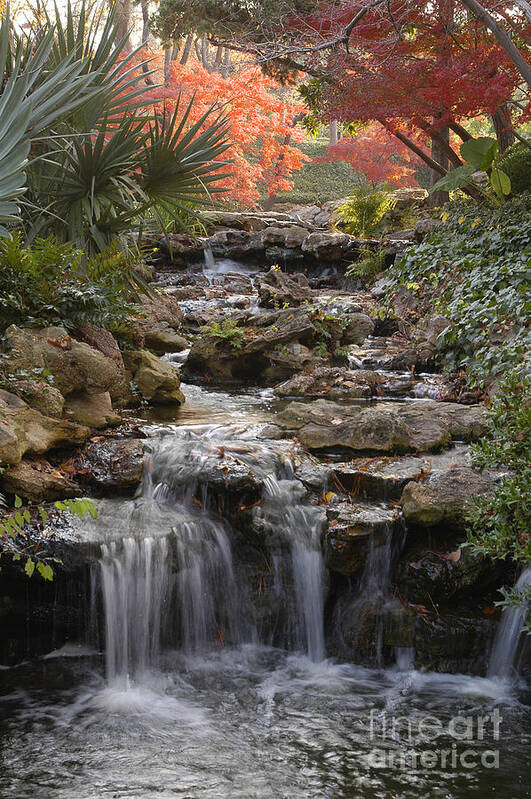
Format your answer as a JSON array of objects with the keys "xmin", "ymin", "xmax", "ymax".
[{"xmin": 136, "ymin": 55, "xmax": 309, "ymax": 206}]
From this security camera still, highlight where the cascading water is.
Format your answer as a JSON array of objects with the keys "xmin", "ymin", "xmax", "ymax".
[
  {"xmin": 488, "ymin": 566, "xmax": 531, "ymax": 679},
  {"xmin": 99, "ymin": 536, "xmax": 169, "ymax": 685},
  {"xmin": 93, "ymin": 424, "xmax": 328, "ymax": 683}
]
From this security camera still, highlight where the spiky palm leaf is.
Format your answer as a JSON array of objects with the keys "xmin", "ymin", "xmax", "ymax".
[{"xmin": 0, "ymin": 6, "xmax": 100, "ymax": 237}]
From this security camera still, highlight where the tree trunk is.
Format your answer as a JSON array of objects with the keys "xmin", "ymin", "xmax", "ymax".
[
  {"xmin": 213, "ymin": 45, "xmax": 224, "ymax": 71},
  {"xmin": 221, "ymin": 48, "xmax": 231, "ymax": 78},
  {"xmin": 115, "ymin": 0, "xmax": 132, "ymax": 50},
  {"xmin": 493, "ymin": 105, "xmax": 515, "ymax": 152},
  {"xmin": 141, "ymin": 0, "xmax": 150, "ymax": 44},
  {"xmin": 429, "ymin": 124, "xmax": 450, "ymax": 206},
  {"xmin": 459, "ymin": 0, "xmax": 531, "ymax": 86},
  {"xmin": 180, "ymin": 35, "xmax": 194, "ymax": 65},
  {"xmin": 164, "ymin": 47, "xmax": 172, "ymax": 85},
  {"xmin": 329, "ymin": 120, "xmax": 338, "ymax": 146}
]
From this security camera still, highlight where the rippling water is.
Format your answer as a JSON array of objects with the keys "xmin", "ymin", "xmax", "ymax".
[{"xmin": 1, "ymin": 647, "xmax": 529, "ymax": 799}]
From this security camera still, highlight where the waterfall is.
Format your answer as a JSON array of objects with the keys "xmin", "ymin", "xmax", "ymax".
[
  {"xmin": 257, "ymin": 473, "xmax": 326, "ymax": 662},
  {"xmin": 203, "ymin": 243, "xmax": 216, "ymax": 271},
  {"xmin": 488, "ymin": 566, "xmax": 531, "ymax": 679},
  {"xmin": 94, "ymin": 425, "xmax": 328, "ymax": 683},
  {"xmin": 99, "ymin": 536, "xmax": 169, "ymax": 685}
]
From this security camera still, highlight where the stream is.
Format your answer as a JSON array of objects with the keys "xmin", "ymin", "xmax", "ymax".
[{"xmin": 1, "ymin": 261, "xmax": 530, "ymax": 799}]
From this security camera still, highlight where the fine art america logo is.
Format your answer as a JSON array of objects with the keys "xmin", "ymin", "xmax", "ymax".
[{"xmin": 366, "ymin": 708, "xmax": 503, "ymax": 770}]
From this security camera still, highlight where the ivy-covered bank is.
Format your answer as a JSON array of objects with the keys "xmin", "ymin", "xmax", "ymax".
[
  {"xmin": 386, "ymin": 195, "xmax": 530, "ymax": 387},
  {"xmin": 385, "ymin": 195, "xmax": 530, "ymax": 615}
]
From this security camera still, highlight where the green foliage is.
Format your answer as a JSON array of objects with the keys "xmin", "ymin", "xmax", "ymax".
[
  {"xmin": 496, "ymin": 142, "xmax": 531, "ymax": 196},
  {"xmin": 0, "ymin": 3, "xmax": 230, "ymax": 252},
  {"xmin": 202, "ymin": 318, "xmax": 245, "ymax": 350},
  {"xmin": 0, "ymin": 494, "xmax": 97, "ymax": 581},
  {"xmin": 465, "ymin": 371, "xmax": 530, "ymax": 619},
  {"xmin": 335, "ymin": 186, "xmax": 395, "ymax": 237},
  {"xmin": 387, "ymin": 196, "xmax": 531, "ymax": 386},
  {"xmin": 346, "ymin": 249, "xmax": 385, "ymax": 283},
  {"xmin": 0, "ymin": 233, "xmax": 148, "ymax": 331},
  {"xmin": 0, "ymin": 6, "xmax": 101, "ymax": 237},
  {"xmin": 430, "ymin": 137, "xmax": 511, "ymax": 202},
  {"xmin": 312, "ymin": 310, "xmax": 347, "ymax": 353}
]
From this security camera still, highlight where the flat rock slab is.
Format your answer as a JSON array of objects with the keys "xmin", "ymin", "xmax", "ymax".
[
  {"xmin": 275, "ymin": 399, "xmax": 488, "ymax": 454},
  {"xmin": 332, "ymin": 456, "xmax": 431, "ymax": 499},
  {"xmin": 326, "ymin": 501, "xmax": 400, "ymax": 574},
  {"xmin": 1, "ymin": 458, "xmax": 81, "ymax": 502}
]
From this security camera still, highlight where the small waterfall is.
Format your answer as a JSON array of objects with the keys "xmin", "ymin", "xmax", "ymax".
[
  {"xmin": 488, "ymin": 567, "xmax": 531, "ymax": 679},
  {"xmin": 93, "ymin": 425, "xmax": 329, "ymax": 683},
  {"xmin": 258, "ymin": 473, "xmax": 326, "ymax": 662},
  {"xmin": 203, "ymin": 243, "xmax": 216, "ymax": 271},
  {"xmin": 341, "ymin": 529, "xmax": 394, "ymax": 667},
  {"xmin": 99, "ymin": 536, "xmax": 169, "ymax": 685}
]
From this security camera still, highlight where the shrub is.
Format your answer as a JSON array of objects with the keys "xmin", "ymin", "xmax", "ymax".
[
  {"xmin": 465, "ymin": 370, "xmax": 531, "ymax": 620},
  {"xmin": 267, "ymin": 138, "xmax": 361, "ymax": 205},
  {"xmin": 496, "ymin": 142, "xmax": 531, "ymax": 196},
  {"xmin": 346, "ymin": 249, "xmax": 385, "ymax": 283},
  {"xmin": 0, "ymin": 234, "xmax": 148, "ymax": 331},
  {"xmin": 335, "ymin": 186, "xmax": 395, "ymax": 237}
]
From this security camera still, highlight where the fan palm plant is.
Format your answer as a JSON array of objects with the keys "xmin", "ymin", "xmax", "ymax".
[
  {"xmin": 23, "ymin": 3, "xmax": 231, "ymax": 252},
  {"xmin": 0, "ymin": 7, "xmax": 100, "ymax": 237}
]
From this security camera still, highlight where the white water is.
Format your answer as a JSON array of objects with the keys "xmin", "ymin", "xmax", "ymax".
[
  {"xmin": 93, "ymin": 425, "xmax": 329, "ymax": 683},
  {"xmin": 488, "ymin": 566, "xmax": 531, "ymax": 679}
]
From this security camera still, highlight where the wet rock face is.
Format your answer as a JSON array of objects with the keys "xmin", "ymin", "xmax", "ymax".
[
  {"xmin": 274, "ymin": 367, "xmax": 381, "ymax": 400},
  {"xmin": 256, "ymin": 271, "xmax": 313, "ymax": 308},
  {"xmin": 395, "ymin": 546, "xmax": 505, "ymax": 604},
  {"xmin": 123, "ymin": 350, "xmax": 185, "ymax": 405},
  {"xmin": 400, "ymin": 467, "xmax": 497, "ymax": 530},
  {"xmin": 276, "ymin": 399, "xmax": 488, "ymax": 454},
  {"xmin": 326, "ymin": 501, "xmax": 400, "ymax": 574},
  {"xmin": 81, "ymin": 439, "xmax": 145, "ymax": 490},
  {"xmin": 0, "ymin": 389, "xmax": 90, "ymax": 466}
]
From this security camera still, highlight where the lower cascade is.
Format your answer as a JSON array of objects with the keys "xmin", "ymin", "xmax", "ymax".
[
  {"xmin": 92, "ymin": 424, "xmax": 328, "ymax": 681},
  {"xmin": 488, "ymin": 566, "xmax": 531, "ymax": 679}
]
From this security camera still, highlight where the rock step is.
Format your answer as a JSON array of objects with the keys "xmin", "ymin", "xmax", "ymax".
[
  {"xmin": 325, "ymin": 500, "xmax": 401, "ymax": 575},
  {"xmin": 331, "ymin": 456, "xmax": 431, "ymax": 500}
]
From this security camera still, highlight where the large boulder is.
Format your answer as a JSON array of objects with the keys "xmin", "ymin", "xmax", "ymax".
[
  {"xmin": 63, "ymin": 391, "xmax": 121, "ymax": 428},
  {"xmin": 185, "ymin": 308, "xmax": 318, "ymax": 383},
  {"xmin": 4, "ymin": 326, "xmax": 122, "ymax": 399},
  {"xmin": 0, "ymin": 390, "xmax": 90, "ymax": 466},
  {"xmin": 143, "ymin": 324, "xmax": 189, "ymax": 355},
  {"xmin": 276, "ymin": 399, "xmax": 488, "ymax": 454},
  {"xmin": 400, "ymin": 467, "xmax": 497, "ymax": 529},
  {"xmin": 256, "ymin": 271, "xmax": 313, "ymax": 308},
  {"xmin": 129, "ymin": 290, "xmax": 185, "ymax": 349},
  {"xmin": 0, "ymin": 458, "xmax": 81, "ymax": 502},
  {"xmin": 341, "ymin": 313, "xmax": 375, "ymax": 345},
  {"xmin": 301, "ymin": 231, "xmax": 352, "ymax": 261},
  {"xmin": 74, "ymin": 323, "xmax": 129, "ymax": 405},
  {"xmin": 123, "ymin": 350, "xmax": 185, "ymax": 405}
]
